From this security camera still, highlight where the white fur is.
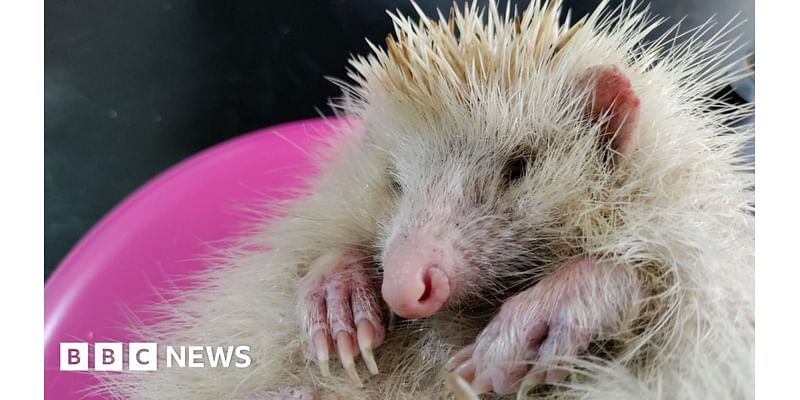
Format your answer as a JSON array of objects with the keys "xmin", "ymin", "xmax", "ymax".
[{"xmin": 96, "ymin": 1, "xmax": 754, "ymax": 399}]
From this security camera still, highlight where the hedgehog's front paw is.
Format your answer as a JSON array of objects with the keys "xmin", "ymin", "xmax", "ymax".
[
  {"xmin": 446, "ymin": 258, "xmax": 638, "ymax": 396},
  {"xmin": 300, "ymin": 249, "xmax": 385, "ymax": 387}
]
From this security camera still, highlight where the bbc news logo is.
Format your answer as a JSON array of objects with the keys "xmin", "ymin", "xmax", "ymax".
[{"xmin": 59, "ymin": 342, "xmax": 251, "ymax": 371}]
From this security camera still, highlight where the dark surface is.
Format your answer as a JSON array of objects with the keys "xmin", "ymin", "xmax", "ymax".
[{"xmin": 45, "ymin": 0, "xmax": 753, "ymax": 279}]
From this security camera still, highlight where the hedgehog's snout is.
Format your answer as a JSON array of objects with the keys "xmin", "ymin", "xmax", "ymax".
[{"xmin": 381, "ymin": 231, "xmax": 457, "ymax": 318}]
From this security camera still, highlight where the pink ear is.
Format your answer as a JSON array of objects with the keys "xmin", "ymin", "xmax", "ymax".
[{"xmin": 579, "ymin": 65, "xmax": 640, "ymax": 158}]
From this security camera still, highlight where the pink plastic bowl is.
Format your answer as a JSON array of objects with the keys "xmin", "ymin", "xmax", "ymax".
[{"xmin": 44, "ymin": 118, "xmax": 338, "ymax": 399}]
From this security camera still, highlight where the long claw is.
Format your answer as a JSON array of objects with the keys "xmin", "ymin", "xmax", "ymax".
[
  {"xmin": 336, "ymin": 332, "xmax": 363, "ymax": 388},
  {"xmin": 454, "ymin": 360, "xmax": 476, "ymax": 382},
  {"xmin": 356, "ymin": 320, "xmax": 379, "ymax": 375},
  {"xmin": 521, "ymin": 367, "xmax": 546, "ymax": 390},
  {"xmin": 443, "ymin": 371, "xmax": 481, "ymax": 400},
  {"xmin": 545, "ymin": 365, "xmax": 570, "ymax": 384},
  {"xmin": 313, "ymin": 331, "xmax": 331, "ymax": 377},
  {"xmin": 471, "ymin": 373, "xmax": 493, "ymax": 395},
  {"xmin": 445, "ymin": 343, "xmax": 476, "ymax": 371}
]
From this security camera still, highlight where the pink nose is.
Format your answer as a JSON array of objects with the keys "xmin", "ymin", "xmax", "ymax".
[
  {"xmin": 382, "ymin": 265, "xmax": 450, "ymax": 318},
  {"xmin": 381, "ymin": 237, "xmax": 453, "ymax": 318}
]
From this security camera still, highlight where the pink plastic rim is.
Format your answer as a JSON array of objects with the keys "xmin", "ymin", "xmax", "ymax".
[{"xmin": 44, "ymin": 117, "xmax": 340, "ymax": 399}]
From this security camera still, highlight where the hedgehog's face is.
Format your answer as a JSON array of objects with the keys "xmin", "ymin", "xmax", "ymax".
[{"xmin": 378, "ymin": 64, "xmax": 640, "ymax": 319}]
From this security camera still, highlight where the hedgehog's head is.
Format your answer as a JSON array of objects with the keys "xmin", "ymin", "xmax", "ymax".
[
  {"xmin": 374, "ymin": 62, "xmax": 640, "ymax": 318},
  {"xmin": 347, "ymin": 2, "xmax": 643, "ymax": 318}
]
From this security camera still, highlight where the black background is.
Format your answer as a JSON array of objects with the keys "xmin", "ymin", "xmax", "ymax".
[{"xmin": 45, "ymin": 0, "xmax": 753, "ymax": 279}]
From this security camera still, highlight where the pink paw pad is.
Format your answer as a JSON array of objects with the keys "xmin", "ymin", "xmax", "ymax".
[{"xmin": 301, "ymin": 249, "xmax": 385, "ymax": 387}]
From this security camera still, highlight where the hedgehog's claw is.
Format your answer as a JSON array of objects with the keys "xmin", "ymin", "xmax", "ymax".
[
  {"xmin": 444, "ymin": 257, "xmax": 638, "ymax": 395},
  {"xmin": 336, "ymin": 331, "xmax": 364, "ymax": 387},
  {"xmin": 441, "ymin": 369, "xmax": 481, "ymax": 400},
  {"xmin": 545, "ymin": 365, "xmax": 571, "ymax": 384},
  {"xmin": 312, "ymin": 331, "xmax": 331, "ymax": 377},
  {"xmin": 445, "ymin": 343, "xmax": 475, "ymax": 371},
  {"xmin": 470, "ymin": 373, "xmax": 494, "ymax": 395},
  {"xmin": 301, "ymin": 249, "xmax": 385, "ymax": 387},
  {"xmin": 356, "ymin": 320, "xmax": 379, "ymax": 375},
  {"xmin": 454, "ymin": 361, "xmax": 476, "ymax": 382}
]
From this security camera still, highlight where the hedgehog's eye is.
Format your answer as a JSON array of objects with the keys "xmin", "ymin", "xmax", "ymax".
[
  {"xmin": 502, "ymin": 156, "xmax": 527, "ymax": 186},
  {"xmin": 390, "ymin": 176, "xmax": 403, "ymax": 194}
]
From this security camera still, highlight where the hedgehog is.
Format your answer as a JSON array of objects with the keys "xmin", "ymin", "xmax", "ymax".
[{"xmin": 97, "ymin": 1, "xmax": 755, "ymax": 399}]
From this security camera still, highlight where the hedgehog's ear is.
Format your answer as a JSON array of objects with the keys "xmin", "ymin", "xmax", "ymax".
[{"xmin": 578, "ymin": 65, "xmax": 640, "ymax": 158}]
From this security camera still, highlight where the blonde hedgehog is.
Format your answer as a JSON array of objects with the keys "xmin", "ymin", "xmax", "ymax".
[{"xmin": 98, "ymin": 0, "xmax": 754, "ymax": 399}]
